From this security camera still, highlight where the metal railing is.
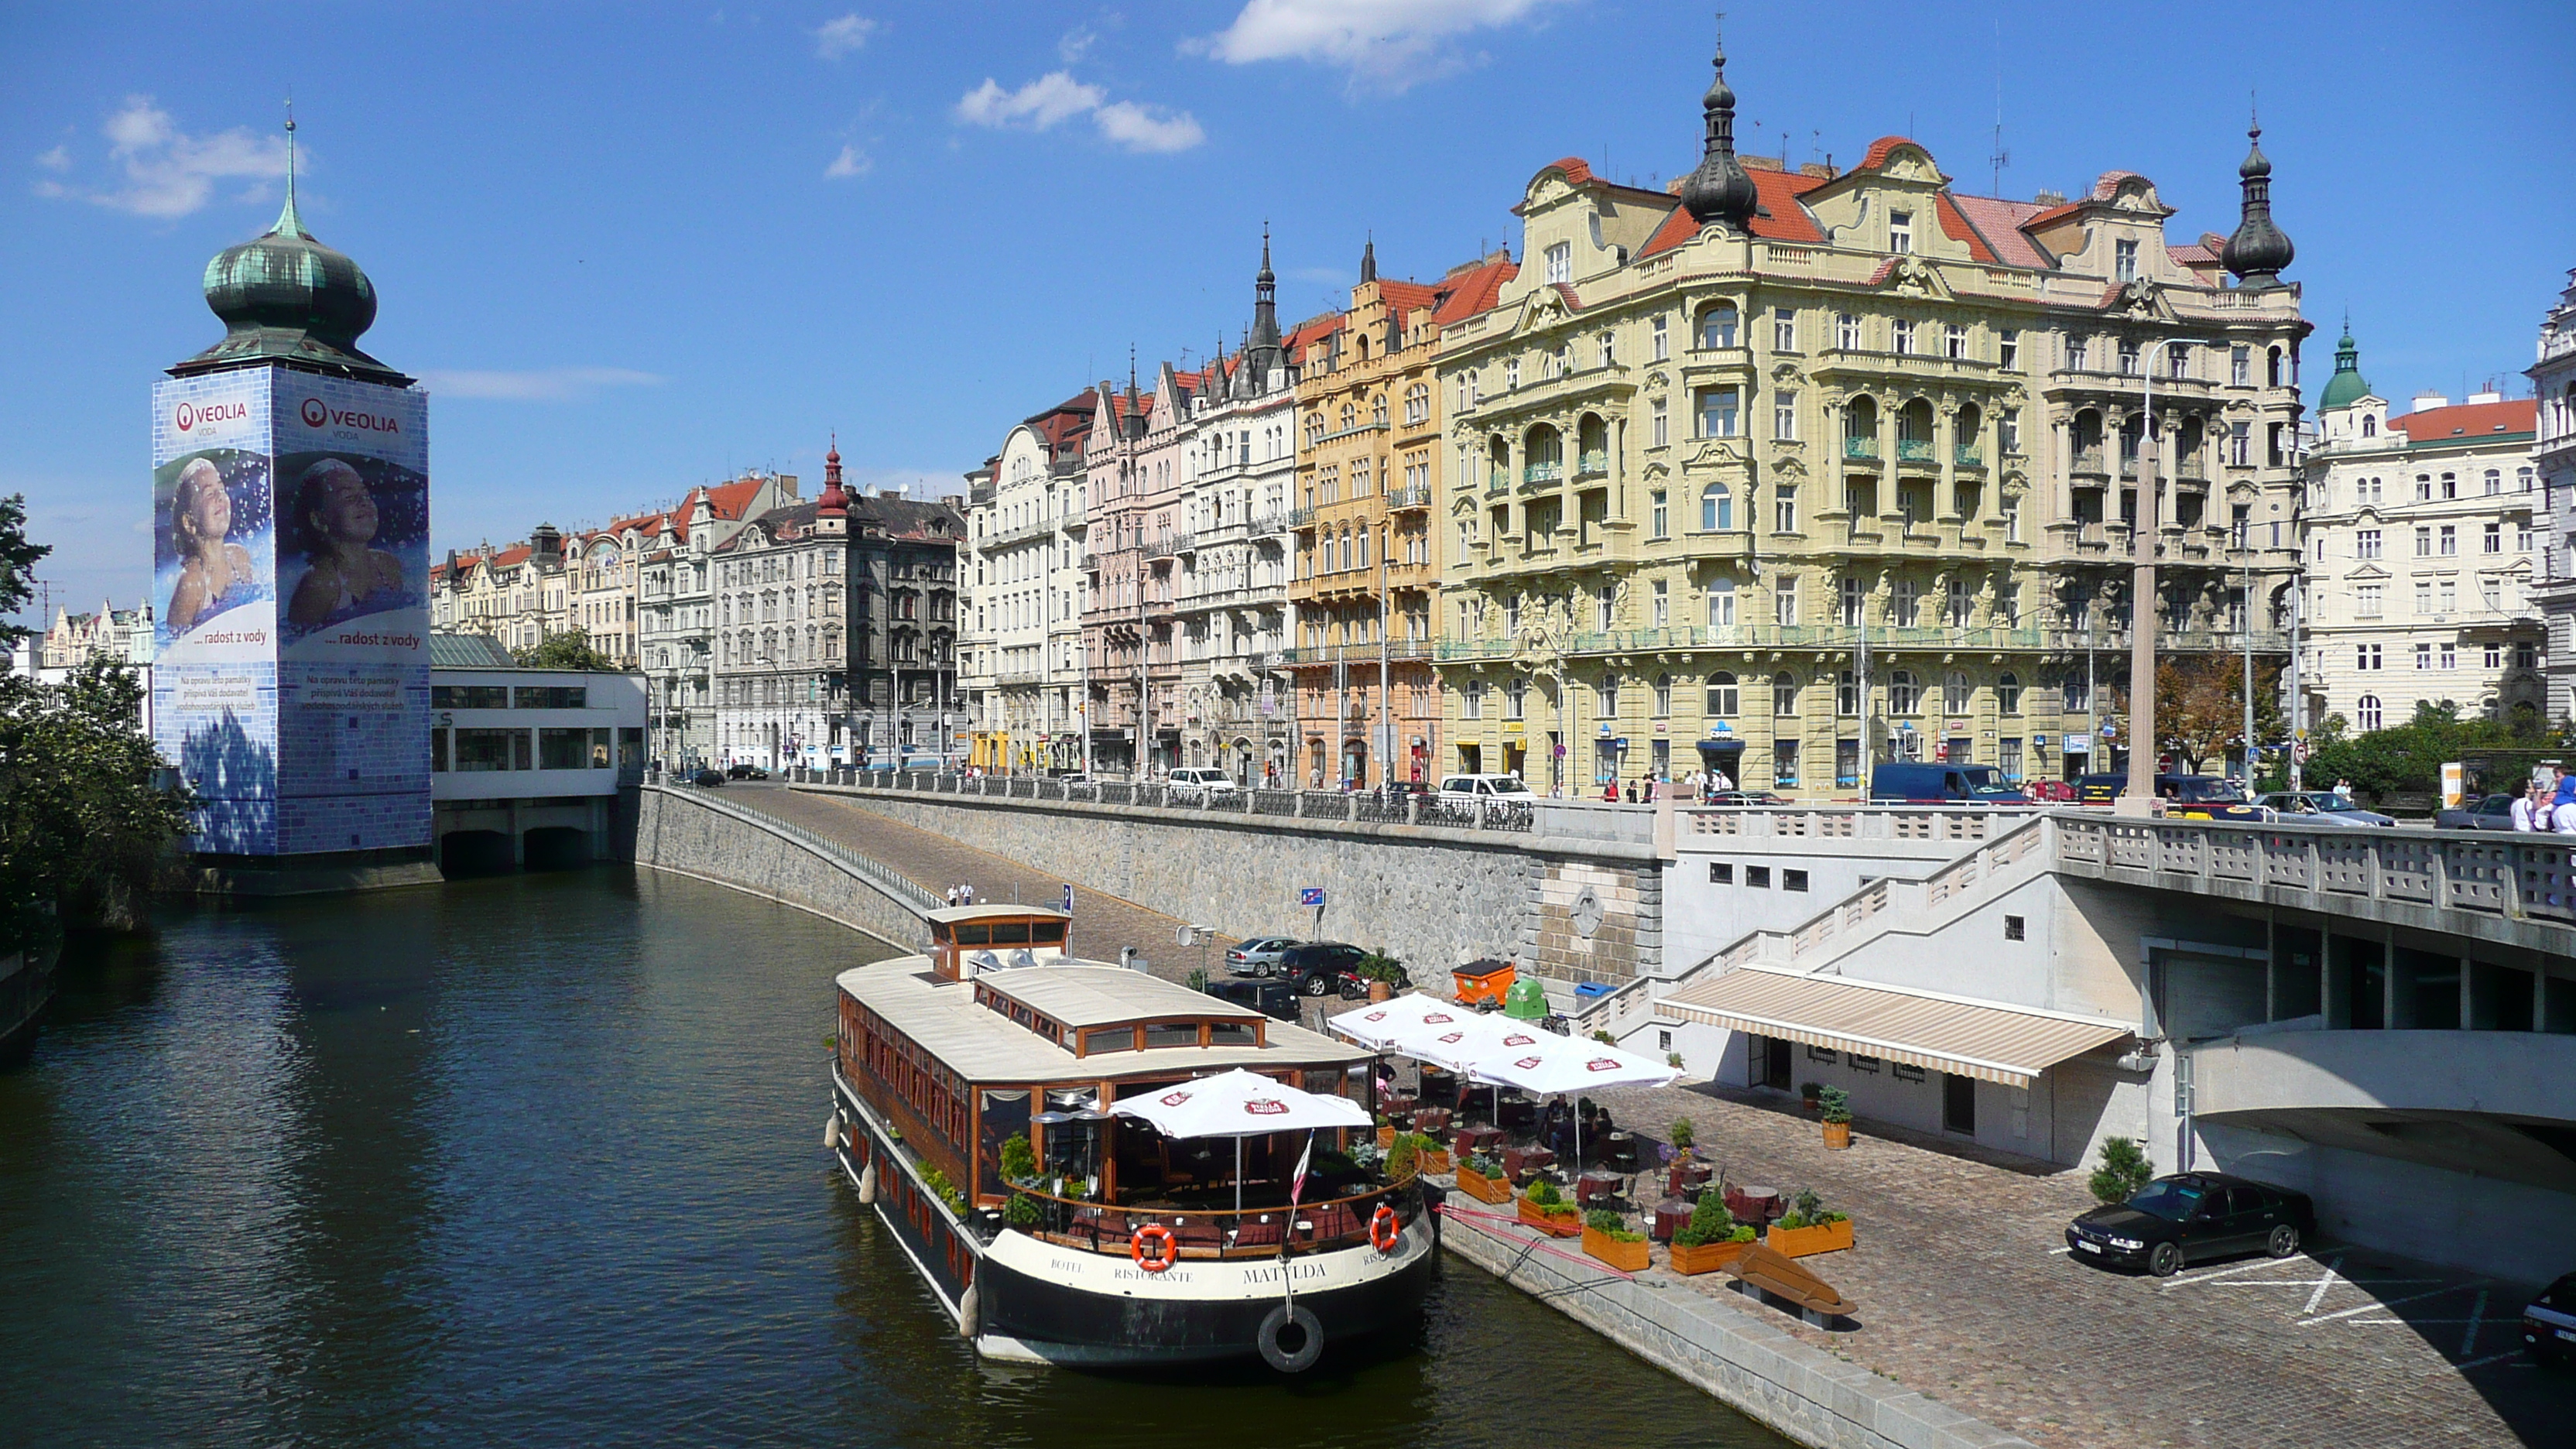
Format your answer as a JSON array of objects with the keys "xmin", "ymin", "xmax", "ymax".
[
  {"xmin": 815, "ymin": 770, "xmax": 1538, "ymax": 834},
  {"xmin": 2054, "ymin": 815, "xmax": 2576, "ymax": 928},
  {"xmin": 647, "ymin": 783, "xmax": 944, "ymax": 913}
]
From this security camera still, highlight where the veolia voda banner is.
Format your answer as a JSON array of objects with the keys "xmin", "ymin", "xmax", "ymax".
[{"xmin": 154, "ymin": 370, "xmax": 430, "ymax": 855}]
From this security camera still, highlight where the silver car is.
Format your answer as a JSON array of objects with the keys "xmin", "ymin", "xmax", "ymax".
[
  {"xmin": 1225, "ymin": 936, "xmax": 1299, "ymax": 977},
  {"xmin": 2256, "ymin": 791, "xmax": 2398, "ymax": 827}
]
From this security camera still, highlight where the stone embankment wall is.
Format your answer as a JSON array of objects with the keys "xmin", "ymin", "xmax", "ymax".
[
  {"xmin": 635, "ymin": 787, "xmax": 928, "ymax": 952},
  {"xmin": 1437, "ymin": 1205, "xmax": 2036, "ymax": 1449},
  {"xmin": 798, "ymin": 783, "xmax": 1663, "ymax": 985}
]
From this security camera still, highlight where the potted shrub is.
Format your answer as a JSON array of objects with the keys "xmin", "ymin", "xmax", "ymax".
[
  {"xmin": 1819, "ymin": 1085, "xmax": 1853, "ymax": 1149},
  {"xmin": 1411, "ymin": 1130, "xmax": 1454, "ymax": 1177},
  {"xmin": 1385, "ymin": 1131, "xmax": 1421, "ymax": 1182},
  {"xmin": 1517, "ymin": 1177, "xmax": 1581, "ymax": 1236},
  {"xmin": 998, "ymin": 1133, "xmax": 1040, "ymax": 1188},
  {"xmin": 1668, "ymin": 1115, "xmax": 1696, "ymax": 1157},
  {"xmin": 1667, "ymin": 1194, "xmax": 1759, "ymax": 1275},
  {"xmin": 1765, "ymin": 1188, "xmax": 1854, "ymax": 1257},
  {"xmin": 1456, "ymin": 1151, "xmax": 1513, "ymax": 1204},
  {"xmin": 1357, "ymin": 951, "xmax": 1406, "ymax": 1004},
  {"xmin": 1581, "ymin": 1209, "xmax": 1651, "ymax": 1273},
  {"xmin": 1800, "ymin": 1081, "xmax": 1822, "ymax": 1112},
  {"xmin": 1002, "ymin": 1191, "xmax": 1043, "ymax": 1231},
  {"xmin": 1375, "ymin": 1112, "xmax": 1397, "ymax": 1152}
]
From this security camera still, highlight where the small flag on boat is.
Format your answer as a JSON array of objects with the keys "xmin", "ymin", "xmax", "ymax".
[{"xmin": 1288, "ymin": 1132, "xmax": 1314, "ymax": 1210}]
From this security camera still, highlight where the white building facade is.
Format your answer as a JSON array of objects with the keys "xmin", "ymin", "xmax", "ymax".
[
  {"xmin": 2529, "ymin": 268, "xmax": 2576, "ymax": 724},
  {"xmin": 2300, "ymin": 328, "xmax": 2543, "ymax": 733},
  {"xmin": 964, "ymin": 393, "xmax": 1094, "ymax": 773}
]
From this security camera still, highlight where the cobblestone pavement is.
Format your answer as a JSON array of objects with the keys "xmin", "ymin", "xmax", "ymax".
[
  {"xmin": 707, "ymin": 786, "xmax": 2568, "ymax": 1444},
  {"xmin": 1575, "ymin": 1079, "xmax": 2567, "ymax": 1448},
  {"xmin": 714, "ymin": 784, "xmax": 1238, "ymax": 988}
]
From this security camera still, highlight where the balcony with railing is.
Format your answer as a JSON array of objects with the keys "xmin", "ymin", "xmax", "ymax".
[
  {"xmin": 1894, "ymin": 437, "xmax": 1936, "ymax": 464},
  {"xmin": 1523, "ymin": 462, "xmax": 1562, "ymax": 485},
  {"xmin": 1954, "ymin": 444, "xmax": 1985, "ymax": 469},
  {"xmin": 1388, "ymin": 483, "xmax": 1434, "ymax": 511},
  {"xmin": 1843, "ymin": 437, "xmax": 1879, "ymax": 461},
  {"xmin": 1575, "ymin": 451, "xmax": 1609, "ymax": 479}
]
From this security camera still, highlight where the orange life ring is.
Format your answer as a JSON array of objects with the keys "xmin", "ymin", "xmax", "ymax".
[
  {"xmin": 1370, "ymin": 1204, "xmax": 1401, "ymax": 1253},
  {"xmin": 1131, "ymin": 1222, "xmax": 1178, "ymax": 1273}
]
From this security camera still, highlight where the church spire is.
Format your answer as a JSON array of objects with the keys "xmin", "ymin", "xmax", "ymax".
[
  {"xmin": 1358, "ymin": 233, "xmax": 1376, "ymax": 285},
  {"xmin": 1249, "ymin": 224, "xmax": 1281, "ymax": 354},
  {"xmin": 2221, "ymin": 103, "xmax": 2295, "ymax": 288},
  {"xmin": 1678, "ymin": 16, "xmax": 1758, "ymax": 231}
]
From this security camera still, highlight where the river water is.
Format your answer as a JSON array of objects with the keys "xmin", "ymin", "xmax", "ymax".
[{"xmin": 0, "ymin": 868, "xmax": 1787, "ymax": 1448}]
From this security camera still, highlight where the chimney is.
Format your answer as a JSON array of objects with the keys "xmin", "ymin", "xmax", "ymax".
[
  {"xmin": 2468, "ymin": 389, "xmax": 2503, "ymax": 406},
  {"xmin": 2412, "ymin": 390, "xmax": 2450, "ymax": 413}
]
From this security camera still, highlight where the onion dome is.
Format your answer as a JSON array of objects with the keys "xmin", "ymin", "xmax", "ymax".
[
  {"xmin": 2317, "ymin": 324, "xmax": 2372, "ymax": 412},
  {"xmin": 818, "ymin": 435, "xmax": 849, "ymax": 515},
  {"xmin": 169, "ymin": 118, "xmax": 409, "ymax": 385},
  {"xmin": 2221, "ymin": 122, "xmax": 2295, "ymax": 288},
  {"xmin": 1678, "ymin": 24, "xmax": 1758, "ymax": 231}
]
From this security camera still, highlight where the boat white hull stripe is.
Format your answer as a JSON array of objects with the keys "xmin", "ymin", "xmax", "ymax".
[{"xmin": 978, "ymin": 1213, "xmax": 1433, "ymax": 1303}]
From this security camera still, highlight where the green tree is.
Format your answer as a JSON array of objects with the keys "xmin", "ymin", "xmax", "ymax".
[
  {"xmin": 0, "ymin": 494, "xmax": 46, "ymax": 647},
  {"xmin": 2088, "ymin": 1136, "xmax": 2156, "ymax": 1204},
  {"xmin": 2304, "ymin": 699, "xmax": 2562, "ymax": 799},
  {"xmin": 512, "ymin": 629, "xmax": 622, "ymax": 671}
]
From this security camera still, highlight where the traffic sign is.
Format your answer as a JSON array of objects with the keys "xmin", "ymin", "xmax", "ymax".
[
  {"xmin": 1060, "ymin": 884, "xmax": 1074, "ymax": 915},
  {"xmin": 1298, "ymin": 887, "xmax": 1325, "ymax": 907}
]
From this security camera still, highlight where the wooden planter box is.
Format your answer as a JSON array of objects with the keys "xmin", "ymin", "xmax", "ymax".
[
  {"xmin": 1822, "ymin": 1121, "xmax": 1852, "ymax": 1149},
  {"xmin": 1582, "ymin": 1225, "xmax": 1651, "ymax": 1273},
  {"xmin": 1455, "ymin": 1165, "xmax": 1513, "ymax": 1204},
  {"xmin": 1419, "ymin": 1148, "xmax": 1454, "ymax": 1175},
  {"xmin": 1377, "ymin": 1126, "xmax": 1397, "ymax": 1150},
  {"xmin": 1517, "ymin": 1195, "xmax": 1581, "ymax": 1237},
  {"xmin": 1765, "ymin": 1218, "xmax": 1855, "ymax": 1258},
  {"xmin": 1667, "ymin": 1236, "xmax": 1753, "ymax": 1276}
]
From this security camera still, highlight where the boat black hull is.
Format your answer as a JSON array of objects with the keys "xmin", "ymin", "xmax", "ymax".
[{"xmin": 975, "ymin": 1238, "xmax": 1435, "ymax": 1368}]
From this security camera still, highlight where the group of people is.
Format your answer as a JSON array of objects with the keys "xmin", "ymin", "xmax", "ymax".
[
  {"xmin": 2508, "ymin": 768, "xmax": 2576, "ymax": 832},
  {"xmin": 942, "ymin": 882, "xmax": 978, "ymax": 907}
]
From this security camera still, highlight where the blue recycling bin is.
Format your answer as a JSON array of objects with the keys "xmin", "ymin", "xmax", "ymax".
[{"xmin": 1573, "ymin": 981, "xmax": 1612, "ymax": 1005}]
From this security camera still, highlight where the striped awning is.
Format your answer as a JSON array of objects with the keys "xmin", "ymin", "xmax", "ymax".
[{"xmin": 1655, "ymin": 968, "xmax": 2132, "ymax": 1088}]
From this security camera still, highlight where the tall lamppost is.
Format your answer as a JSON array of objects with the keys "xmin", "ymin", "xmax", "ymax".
[{"xmin": 2119, "ymin": 339, "xmax": 2185, "ymax": 816}]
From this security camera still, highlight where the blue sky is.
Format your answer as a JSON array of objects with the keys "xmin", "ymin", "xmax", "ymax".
[{"xmin": 4, "ymin": 0, "xmax": 2570, "ymax": 622}]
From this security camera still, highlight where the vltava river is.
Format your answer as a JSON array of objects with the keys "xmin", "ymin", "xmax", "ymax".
[{"xmin": 0, "ymin": 868, "xmax": 1787, "ymax": 1447}]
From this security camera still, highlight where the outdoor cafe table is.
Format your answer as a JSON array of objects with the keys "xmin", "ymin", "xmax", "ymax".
[
  {"xmin": 1502, "ymin": 1143, "xmax": 1555, "ymax": 1180},
  {"xmin": 1725, "ymin": 1185, "xmax": 1784, "ymax": 1225},
  {"xmin": 1667, "ymin": 1160, "xmax": 1714, "ymax": 1197},
  {"xmin": 1454, "ymin": 1122, "xmax": 1505, "ymax": 1155},
  {"xmin": 1651, "ymin": 1197, "xmax": 1694, "ymax": 1242},
  {"xmin": 1576, "ymin": 1170, "xmax": 1621, "ymax": 1207}
]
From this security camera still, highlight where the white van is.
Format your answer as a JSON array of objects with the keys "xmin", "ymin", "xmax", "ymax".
[
  {"xmin": 1437, "ymin": 773, "xmax": 1533, "ymax": 800},
  {"xmin": 1166, "ymin": 767, "xmax": 1238, "ymax": 799}
]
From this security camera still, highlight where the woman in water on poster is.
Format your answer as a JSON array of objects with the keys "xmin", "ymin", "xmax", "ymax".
[
  {"xmin": 285, "ymin": 457, "xmax": 409, "ymax": 630},
  {"xmin": 166, "ymin": 457, "xmax": 259, "ymax": 632}
]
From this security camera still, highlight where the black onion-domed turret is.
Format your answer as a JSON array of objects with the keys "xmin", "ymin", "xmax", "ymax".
[
  {"xmin": 2221, "ymin": 123, "xmax": 2296, "ymax": 289},
  {"xmin": 1678, "ymin": 25, "xmax": 1758, "ymax": 231},
  {"xmin": 170, "ymin": 120, "xmax": 409, "ymax": 385}
]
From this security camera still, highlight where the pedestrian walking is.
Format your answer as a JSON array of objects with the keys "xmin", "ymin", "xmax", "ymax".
[
  {"xmin": 2512, "ymin": 786, "xmax": 2539, "ymax": 832},
  {"xmin": 961, "ymin": 882, "xmax": 975, "ymax": 906}
]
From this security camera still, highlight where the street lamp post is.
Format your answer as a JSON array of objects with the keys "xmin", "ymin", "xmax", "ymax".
[{"xmin": 2119, "ymin": 339, "xmax": 2185, "ymax": 817}]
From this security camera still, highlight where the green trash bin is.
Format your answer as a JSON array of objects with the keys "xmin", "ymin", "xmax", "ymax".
[{"xmin": 1503, "ymin": 978, "xmax": 1548, "ymax": 1020}]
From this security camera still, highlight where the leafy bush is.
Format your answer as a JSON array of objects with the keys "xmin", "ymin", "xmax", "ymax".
[
  {"xmin": 1668, "ymin": 1116, "xmax": 1695, "ymax": 1152},
  {"xmin": 1355, "ymin": 951, "xmax": 1407, "ymax": 985},
  {"xmin": 1776, "ymin": 1187, "xmax": 1845, "ymax": 1229},
  {"xmin": 1186, "ymin": 967, "xmax": 1211, "ymax": 992},
  {"xmin": 920, "ymin": 1166, "xmax": 968, "ymax": 1217},
  {"xmin": 1668, "ymin": 1051, "xmax": 1685, "ymax": 1068},
  {"xmin": 1386, "ymin": 1132, "xmax": 1420, "ymax": 1180},
  {"xmin": 1002, "ymin": 1192, "xmax": 1041, "ymax": 1229},
  {"xmin": 1526, "ymin": 1178, "xmax": 1566, "ymax": 1209},
  {"xmin": 2088, "ymin": 1136, "xmax": 2156, "ymax": 1204},
  {"xmin": 1817, "ymin": 1085, "xmax": 1852, "ymax": 1125},
  {"xmin": 1673, "ymin": 1193, "xmax": 1735, "ymax": 1248},
  {"xmin": 998, "ymin": 1133, "xmax": 1038, "ymax": 1184},
  {"xmin": 1799, "ymin": 1081, "xmax": 1822, "ymax": 1101},
  {"xmin": 1585, "ymin": 1209, "xmax": 1644, "ymax": 1242},
  {"xmin": 1592, "ymin": 1029, "xmax": 1616, "ymax": 1045}
]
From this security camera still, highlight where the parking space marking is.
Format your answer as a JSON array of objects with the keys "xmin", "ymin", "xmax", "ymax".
[
  {"xmin": 2304, "ymin": 1255, "xmax": 2345, "ymax": 1314},
  {"xmin": 2453, "ymin": 1349, "xmax": 2529, "ymax": 1372},
  {"xmin": 2301, "ymin": 1284, "xmax": 2472, "ymax": 1326},
  {"xmin": 2162, "ymin": 1258, "xmax": 2301, "ymax": 1289},
  {"xmin": 2460, "ymin": 1289, "xmax": 2486, "ymax": 1357}
]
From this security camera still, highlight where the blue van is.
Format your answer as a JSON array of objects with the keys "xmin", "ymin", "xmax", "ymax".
[{"xmin": 1869, "ymin": 762, "xmax": 2030, "ymax": 804}]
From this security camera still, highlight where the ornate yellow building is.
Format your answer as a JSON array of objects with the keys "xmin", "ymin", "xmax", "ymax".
[{"xmin": 1434, "ymin": 36, "xmax": 2308, "ymax": 796}]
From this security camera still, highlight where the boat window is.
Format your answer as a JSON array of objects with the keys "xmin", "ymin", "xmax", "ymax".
[
  {"xmin": 990, "ymin": 921, "xmax": 1033, "ymax": 944},
  {"xmin": 930, "ymin": 922, "xmax": 952, "ymax": 943},
  {"xmin": 1032, "ymin": 920, "xmax": 1068, "ymax": 944},
  {"xmin": 1142, "ymin": 1023, "xmax": 1201, "ymax": 1050},
  {"xmin": 1301, "ymin": 1070, "xmax": 1342, "ymax": 1095},
  {"xmin": 1209, "ymin": 1023, "xmax": 1257, "ymax": 1046},
  {"xmin": 954, "ymin": 924, "xmax": 992, "ymax": 945},
  {"xmin": 1084, "ymin": 1027, "xmax": 1136, "ymax": 1054}
]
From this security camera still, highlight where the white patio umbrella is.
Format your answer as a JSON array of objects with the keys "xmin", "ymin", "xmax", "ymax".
[
  {"xmin": 1465, "ymin": 1032, "xmax": 1677, "ymax": 1175},
  {"xmin": 1109, "ymin": 1068, "xmax": 1370, "ymax": 1213},
  {"xmin": 1325, "ymin": 993, "xmax": 1484, "ymax": 1052}
]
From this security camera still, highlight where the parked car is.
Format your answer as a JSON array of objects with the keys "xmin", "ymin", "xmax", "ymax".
[
  {"xmin": 2078, "ymin": 772, "xmax": 2269, "ymax": 821},
  {"xmin": 1224, "ymin": 936, "xmax": 1300, "ymax": 977},
  {"xmin": 1278, "ymin": 941, "xmax": 1370, "ymax": 998},
  {"xmin": 1381, "ymin": 779, "xmax": 1435, "ymax": 799},
  {"xmin": 2259, "ymin": 790, "xmax": 2398, "ymax": 827},
  {"xmin": 1437, "ymin": 773, "xmax": 1534, "ymax": 800},
  {"xmin": 2437, "ymin": 793, "xmax": 2522, "ymax": 831},
  {"xmin": 2023, "ymin": 778, "xmax": 2079, "ymax": 803},
  {"xmin": 1868, "ymin": 762, "xmax": 2030, "ymax": 805},
  {"xmin": 1198, "ymin": 975, "xmax": 1300, "ymax": 1023},
  {"xmin": 2521, "ymin": 1271, "xmax": 2576, "ymax": 1366},
  {"xmin": 2074, "ymin": 772, "xmax": 2128, "ymax": 806},
  {"xmin": 1705, "ymin": 790, "xmax": 1791, "ymax": 806},
  {"xmin": 1166, "ymin": 767, "xmax": 1238, "ymax": 800},
  {"xmin": 691, "ymin": 769, "xmax": 727, "ymax": 787},
  {"xmin": 2064, "ymin": 1172, "xmax": 2314, "ymax": 1276},
  {"xmin": 726, "ymin": 763, "xmax": 769, "ymax": 780}
]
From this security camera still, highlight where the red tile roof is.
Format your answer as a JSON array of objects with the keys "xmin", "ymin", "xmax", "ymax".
[
  {"xmin": 1538, "ymin": 156, "xmax": 1596, "ymax": 186},
  {"xmin": 1430, "ymin": 255, "xmax": 1517, "ymax": 324},
  {"xmin": 1637, "ymin": 169, "xmax": 1828, "ymax": 257},
  {"xmin": 1379, "ymin": 279, "xmax": 1437, "ymax": 313},
  {"xmin": 2391, "ymin": 399, "xmax": 2537, "ymax": 440},
  {"xmin": 1934, "ymin": 194, "xmax": 1996, "ymax": 263},
  {"xmin": 2019, "ymin": 200, "xmax": 2082, "ymax": 232},
  {"xmin": 1945, "ymin": 194, "xmax": 2054, "ymax": 269},
  {"xmin": 1858, "ymin": 135, "xmax": 1924, "ymax": 172}
]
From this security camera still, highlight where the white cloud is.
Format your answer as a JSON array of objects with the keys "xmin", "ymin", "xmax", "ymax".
[
  {"xmin": 43, "ymin": 97, "xmax": 293, "ymax": 218},
  {"xmin": 824, "ymin": 144, "xmax": 872, "ymax": 179},
  {"xmin": 417, "ymin": 367, "xmax": 664, "ymax": 402},
  {"xmin": 1194, "ymin": 0, "xmax": 1560, "ymax": 91},
  {"xmin": 1092, "ymin": 101, "xmax": 1204, "ymax": 154},
  {"xmin": 1058, "ymin": 26, "xmax": 1097, "ymax": 63},
  {"xmin": 814, "ymin": 13, "xmax": 878, "ymax": 59},
  {"xmin": 954, "ymin": 71, "xmax": 1202, "ymax": 153},
  {"xmin": 956, "ymin": 71, "xmax": 1105, "ymax": 130}
]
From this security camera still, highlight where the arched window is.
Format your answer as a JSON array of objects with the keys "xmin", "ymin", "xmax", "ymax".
[
  {"xmin": 1997, "ymin": 672, "xmax": 2022, "ymax": 714},
  {"xmin": 2266, "ymin": 346, "xmax": 2285, "ymax": 387},
  {"xmin": 1487, "ymin": 436, "xmax": 1510, "ymax": 488},
  {"xmin": 1773, "ymin": 672, "xmax": 1798, "ymax": 716},
  {"xmin": 1371, "ymin": 394, "xmax": 1389, "ymax": 426},
  {"xmin": 1701, "ymin": 483, "xmax": 1733, "ymax": 532},
  {"xmin": 1844, "ymin": 396, "xmax": 1879, "ymax": 455},
  {"xmin": 1525, "ymin": 425, "xmax": 1563, "ymax": 476},
  {"xmin": 1889, "ymin": 669, "xmax": 1920, "ymax": 715},
  {"xmin": 2361, "ymin": 415, "xmax": 2376, "ymax": 437},
  {"xmin": 1944, "ymin": 670, "xmax": 1971, "ymax": 716},
  {"xmin": 1706, "ymin": 576, "xmax": 1736, "ymax": 628},
  {"xmin": 2356, "ymin": 694, "xmax": 2383, "ymax": 731},
  {"xmin": 1706, "ymin": 671, "xmax": 1739, "ymax": 718},
  {"xmin": 1697, "ymin": 302, "xmax": 1739, "ymax": 350},
  {"xmin": 2484, "ymin": 468, "xmax": 2502, "ymax": 495}
]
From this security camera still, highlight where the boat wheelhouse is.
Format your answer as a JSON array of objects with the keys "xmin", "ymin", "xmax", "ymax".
[{"xmin": 830, "ymin": 905, "xmax": 1433, "ymax": 1370}]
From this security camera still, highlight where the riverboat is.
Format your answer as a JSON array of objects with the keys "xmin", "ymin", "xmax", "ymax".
[{"xmin": 829, "ymin": 904, "xmax": 1433, "ymax": 1371}]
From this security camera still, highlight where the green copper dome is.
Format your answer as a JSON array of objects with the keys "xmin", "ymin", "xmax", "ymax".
[
  {"xmin": 2317, "ymin": 327, "xmax": 2372, "ymax": 412},
  {"xmin": 168, "ymin": 135, "xmax": 409, "ymax": 386}
]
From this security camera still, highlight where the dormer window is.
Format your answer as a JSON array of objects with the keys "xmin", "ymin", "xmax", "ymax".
[
  {"xmin": 2115, "ymin": 238, "xmax": 2139, "ymax": 282},
  {"xmin": 1889, "ymin": 210, "xmax": 1913, "ymax": 254},
  {"xmin": 1545, "ymin": 242, "xmax": 1571, "ymax": 284}
]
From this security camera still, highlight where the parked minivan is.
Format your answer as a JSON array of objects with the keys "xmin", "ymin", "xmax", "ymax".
[
  {"xmin": 1437, "ymin": 773, "xmax": 1533, "ymax": 800},
  {"xmin": 1165, "ymin": 767, "xmax": 1238, "ymax": 800},
  {"xmin": 1869, "ymin": 762, "xmax": 2029, "ymax": 804}
]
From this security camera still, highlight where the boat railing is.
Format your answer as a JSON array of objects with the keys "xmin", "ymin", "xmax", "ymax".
[{"xmin": 1002, "ymin": 1175, "xmax": 1424, "ymax": 1259}]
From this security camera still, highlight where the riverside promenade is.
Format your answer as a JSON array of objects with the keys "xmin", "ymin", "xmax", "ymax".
[{"xmin": 670, "ymin": 783, "xmax": 2558, "ymax": 1447}]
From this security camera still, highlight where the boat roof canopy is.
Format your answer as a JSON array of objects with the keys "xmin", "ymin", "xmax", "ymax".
[{"xmin": 928, "ymin": 903, "xmax": 1070, "ymax": 926}]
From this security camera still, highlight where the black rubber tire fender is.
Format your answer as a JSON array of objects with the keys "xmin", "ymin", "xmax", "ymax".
[{"xmin": 1256, "ymin": 1302, "xmax": 1324, "ymax": 1374}]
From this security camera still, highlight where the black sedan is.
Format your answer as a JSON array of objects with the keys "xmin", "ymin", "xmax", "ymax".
[
  {"xmin": 1278, "ymin": 941, "xmax": 1368, "ymax": 998},
  {"xmin": 691, "ymin": 769, "xmax": 727, "ymax": 787},
  {"xmin": 2064, "ymin": 1172, "xmax": 2314, "ymax": 1276},
  {"xmin": 2523, "ymin": 1272, "xmax": 2576, "ymax": 1366}
]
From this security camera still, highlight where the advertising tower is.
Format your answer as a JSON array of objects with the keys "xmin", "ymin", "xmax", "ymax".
[{"xmin": 152, "ymin": 123, "xmax": 433, "ymax": 881}]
